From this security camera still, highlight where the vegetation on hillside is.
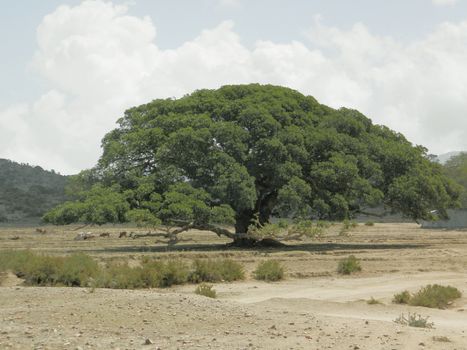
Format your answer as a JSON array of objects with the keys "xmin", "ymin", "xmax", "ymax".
[
  {"xmin": 44, "ymin": 84, "xmax": 461, "ymax": 244},
  {"xmin": 0, "ymin": 159, "xmax": 68, "ymax": 222}
]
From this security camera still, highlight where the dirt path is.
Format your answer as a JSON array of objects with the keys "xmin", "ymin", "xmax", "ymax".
[{"xmin": 210, "ymin": 271, "xmax": 467, "ymax": 304}]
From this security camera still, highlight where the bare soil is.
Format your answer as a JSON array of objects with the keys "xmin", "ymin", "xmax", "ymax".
[{"xmin": 1, "ymin": 223, "xmax": 467, "ymax": 349}]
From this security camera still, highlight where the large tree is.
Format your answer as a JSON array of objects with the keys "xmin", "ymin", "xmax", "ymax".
[
  {"xmin": 44, "ymin": 84, "xmax": 460, "ymax": 243},
  {"xmin": 443, "ymin": 152, "xmax": 467, "ymax": 207}
]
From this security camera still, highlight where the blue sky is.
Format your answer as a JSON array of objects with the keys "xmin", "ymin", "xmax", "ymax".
[{"xmin": 1, "ymin": 0, "xmax": 467, "ymax": 174}]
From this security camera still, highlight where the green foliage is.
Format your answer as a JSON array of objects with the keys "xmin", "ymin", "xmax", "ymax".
[
  {"xmin": 253, "ymin": 260, "xmax": 285, "ymax": 281},
  {"xmin": 0, "ymin": 251, "xmax": 99, "ymax": 287},
  {"xmin": 126, "ymin": 208, "xmax": 161, "ymax": 228},
  {"xmin": 57, "ymin": 253, "xmax": 100, "ymax": 286},
  {"xmin": 0, "ymin": 159, "xmax": 68, "ymax": 223},
  {"xmin": 44, "ymin": 84, "xmax": 460, "ymax": 237},
  {"xmin": 393, "ymin": 290, "xmax": 411, "ymax": 304},
  {"xmin": 409, "ymin": 284, "xmax": 462, "ymax": 309},
  {"xmin": 394, "ymin": 313, "xmax": 433, "ymax": 328},
  {"xmin": 443, "ymin": 152, "xmax": 467, "ymax": 207},
  {"xmin": 0, "ymin": 251, "xmax": 216, "ymax": 289},
  {"xmin": 43, "ymin": 184, "xmax": 129, "ymax": 225},
  {"xmin": 337, "ymin": 255, "xmax": 362, "ymax": 275},
  {"xmin": 195, "ymin": 283, "xmax": 217, "ymax": 298},
  {"xmin": 157, "ymin": 260, "xmax": 190, "ymax": 287},
  {"xmin": 392, "ymin": 285, "xmax": 462, "ymax": 309},
  {"xmin": 188, "ymin": 259, "xmax": 244, "ymax": 283}
]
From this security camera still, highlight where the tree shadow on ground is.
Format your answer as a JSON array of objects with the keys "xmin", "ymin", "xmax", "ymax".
[{"xmin": 87, "ymin": 241, "xmax": 429, "ymax": 255}]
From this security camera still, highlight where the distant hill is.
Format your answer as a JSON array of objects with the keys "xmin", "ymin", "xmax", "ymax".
[
  {"xmin": 0, "ymin": 159, "xmax": 69, "ymax": 223},
  {"xmin": 436, "ymin": 151, "xmax": 464, "ymax": 164}
]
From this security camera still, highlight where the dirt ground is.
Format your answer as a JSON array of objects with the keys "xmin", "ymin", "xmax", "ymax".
[{"xmin": 1, "ymin": 223, "xmax": 467, "ymax": 349}]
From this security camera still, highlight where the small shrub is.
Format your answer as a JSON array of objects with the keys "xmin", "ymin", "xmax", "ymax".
[
  {"xmin": 217, "ymin": 259, "xmax": 245, "ymax": 282},
  {"xmin": 0, "ymin": 250, "xmax": 37, "ymax": 277},
  {"xmin": 394, "ymin": 312, "xmax": 433, "ymax": 328},
  {"xmin": 96, "ymin": 262, "xmax": 146, "ymax": 289},
  {"xmin": 57, "ymin": 253, "xmax": 100, "ymax": 287},
  {"xmin": 189, "ymin": 259, "xmax": 221, "ymax": 283},
  {"xmin": 337, "ymin": 255, "xmax": 362, "ymax": 275},
  {"xmin": 364, "ymin": 221, "xmax": 375, "ymax": 226},
  {"xmin": 367, "ymin": 297, "xmax": 382, "ymax": 305},
  {"xmin": 23, "ymin": 255, "xmax": 63, "ymax": 285},
  {"xmin": 432, "ymin": 336, "xmax": 451, "ymax": 342},
  {"xmin": 195, "ymin": 283, "xmax": 216, "ymax": 298},
  {"xmin": 157, "ymin": 260, "xmax": 189, "ymax": 287},
  {"xmin": 254, "ymin": 260, "xmax": 284, "ymax": 281},
  {"xmin": 393, "ymin": 290, "xmax": 411, "ymax": 304},
  {"xmin": 189, "ymin": 259, "xmax": 244, "ymax": 283},
  {"xmin": 409, "ymin": 284, "xmax": 462, "ymax": 309}
]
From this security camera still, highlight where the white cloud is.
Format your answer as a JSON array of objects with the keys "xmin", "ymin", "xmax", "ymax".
[
  {"xmin": 432, "ymin": 0, "xmax": 458, "ymax": 6},
  {"xmin": 2, "ymin": 0, "xmax": 467, "ymax": 174},
  {"xmin": 218, "ymin": 0, "xmax": 243, "ymax": 8}
]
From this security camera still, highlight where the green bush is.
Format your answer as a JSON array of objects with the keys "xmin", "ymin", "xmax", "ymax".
[
  {"xmin": 364, "ymin": 221, "xmax": 375, "ymax": 226},
  {"xmin": 217, "ymin": 259, "xmax": 245, "ymax": 281},
  {"xmin": 0, "ymin": 251, "xmax": 243, "ymax": 290},
  {"xmin": 189, "ymin": 259, "xmax": 244, "ymax": 283},
  {"xmin": 23, "ymin": 255, "xmax": 63, "ymax": 285},
  {"xmin": 394, "ymin": 312, "xmax": 433, "ymax": 328},
  {"xmin": 337, "ymin": 255, "xmax": 362, "ymax": 275},
  {"xmin": 157, "ymin": 260, "xmax": 189, "ymax": 287},
  {"xmin": 0, "ymin": 250, "xmax": 37, "ymax": 278},
  {"xmin": 393, "ymin": 290, "xmax": 411, "ymax": 304},
  {"xmin": 253, "ymin": 260, "xmax": 284, "ymax": 281},
  {"xmin": 96, "ymin": 262, "xmax": 146, "ymax": 289},
  {"xmin": 195, "ymin": 283, "xmax": 217, "ymax": 298},
  {"xmin": 189, "ymin": 260, "xmax": 221, "ymax": 283},
  {"xmin": 57, "ymin": 253, "xmax": 100, "ymax": 286},
  {"xmin": 409, "ymin": 284, "xmax": 462, "ymax": 309}
]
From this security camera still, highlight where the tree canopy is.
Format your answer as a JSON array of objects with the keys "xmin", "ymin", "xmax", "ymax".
[
  {"xmin": 443, "ymin": 152, "xmax": 467, "ymax": 208},
  {"xmin": 44, "ymin": 84, "xmax": 460, "ymax": 241}
]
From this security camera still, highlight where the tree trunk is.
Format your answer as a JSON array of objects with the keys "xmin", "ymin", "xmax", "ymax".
[
  {"xmin": 234, "ymin": 210, "xmax": 254, "ymax": 234},
  {"xmin": 231, "ymin": 192, "xmax": 279, "ymax": 247}
]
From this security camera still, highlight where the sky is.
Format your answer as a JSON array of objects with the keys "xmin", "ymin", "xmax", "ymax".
[{"xmin": 1, "ymin": 0, "xmax": 467, "ymax": 175}]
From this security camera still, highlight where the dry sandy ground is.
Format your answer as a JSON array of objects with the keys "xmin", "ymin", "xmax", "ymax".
[{"xmin": 1, "ymin": 223, "xmax": 467, "ymax": 349}]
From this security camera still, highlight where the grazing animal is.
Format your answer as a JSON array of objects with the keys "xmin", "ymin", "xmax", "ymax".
[
  {"xmin": 99, "ymin": 232, "xmax": 110, "ymax": 237},
  {"xmin": 35, "ymin": 228, "xmax": 47, "ymax": 234},
  {"xmin": 119, "ymin": 231, "xmax": 127, "ymax": 238},
  {"xmin": 74, "ymin": 232, "xmax": 95, "ymax": 241}
]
